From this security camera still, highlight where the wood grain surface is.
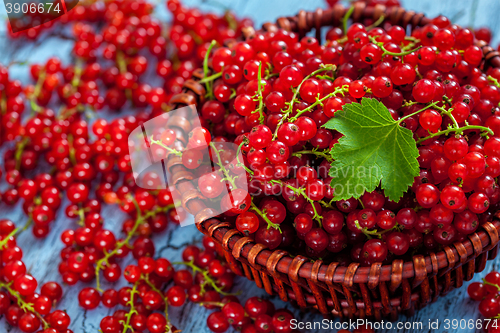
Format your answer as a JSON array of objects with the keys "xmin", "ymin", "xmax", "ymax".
[{"xmin": 0, "ymin": 0, "xmax": 499, "ymax": 332}]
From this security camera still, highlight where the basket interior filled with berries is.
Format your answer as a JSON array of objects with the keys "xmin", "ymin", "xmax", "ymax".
[{"xmin": 154, "ymin": 0, "xmax": 500, "ymax": 320}]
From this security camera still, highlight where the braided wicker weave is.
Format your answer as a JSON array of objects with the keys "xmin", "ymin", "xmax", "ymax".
[{"xmin": 167, "ymin": 3, "xmax": 500, "ymax": 320}]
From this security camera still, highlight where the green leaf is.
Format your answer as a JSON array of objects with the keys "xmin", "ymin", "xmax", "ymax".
[{"xmin": 323, "ymin": 98, "xmax": 420, "ymax": 202}]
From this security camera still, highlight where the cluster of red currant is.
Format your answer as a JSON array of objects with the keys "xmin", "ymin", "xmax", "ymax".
[
  {"xmin": 0, "ymin": 219, "xmax": 70, "ymax": 332},
  {"xmin": 87, "ymin": 236, "xmax": 241, "ymax": 333},
  {"xmin": 468, "ymin": 272, "xmax": 500, "ymax": 333},
  {"xmin": 185, "ymin": 8, "xmax": 500, "ymax": 268},
  {"xmin": 0, "ymin": 0, "xmax": 258, "ymax": 331},
  {"xmin": 205, "ymin": 296, "xmax": 296, "ymax": 333}
]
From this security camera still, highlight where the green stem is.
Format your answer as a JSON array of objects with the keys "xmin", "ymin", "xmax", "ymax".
[
  {"xmin": 68, "ymin": 134, "xmax": 77, "ymax": 166},
  {"xmin": 0, "ymin": 91, "xmax": 6, "ymax": 115},
  {"xmin": 342, "ymin": 6, "xmax": 354, "ymax": 33},
  {"xmin": 384, "ymin": 45, "xmax": 422, "ymax": 57},
  {"xmin": 0, "ymin": 217, "xmax": 32, "ymax": 250},
  {"xmin": 209, "ymin": 142, "xmax": 237, "ymax": 189},
  {"xmin": 488, "ymin": 75, "xmax": 500, "ymax": 89},
  {"xmin": 141, "ymin": 276, "xmax": 174, "ymax": 332},
  {"xmin": 95, "ymin": 202, "xmax": 173, "ymax": 292},
  {"xmin": 150, "ymin": 138, "xmax": 183, "ymax": 157},
  {"xmin": 172, "ymin": 260, "xmax": 239, "ymax": 296},
  {"xmin": 402, "ymin": 101, "xmax": 420, "ymax": 108},
  {"xmin": 250, "ymin": 202, "xmax": 281, "ymax": 231},
  {"xmin": 198, "ymin": 301, "xmax": 225, "ymax": 308},
  {"xmin": 0, "ymin": 281, "xmax": 50, "ymax": 329},
  {"xmin": 264, "ymin": 72, "xmax": 279, "ymax": 80},
  {"xmin": 235, "ymin": 140, "xmax": 254, "ymax": 175},
  {"xmin": 202, "ymin": 40, "xmax": 218, "ymax": 100},
  {"xmin": 71, "ymin": 58, "xmax": 83, "ymax": 88},
  {"xmin": 77, "ymin": 207, "xmax": 86, "ymax": 227},
  {"xmin": 272, "ymin": 66, "xmax": 339, "ymax": 140},
  {"xmin": 317, "ymin": 74, "xmax": 335, "ymax": 82},
  {"xmin": 292, "ymin": 149, "xmax": 333, "ymax": 162},
  {"xmin": 354, "ymin": 220, "xmax": 397, "ymax": 239},
  {"xmin": 14, "ymin": 137, "xmax": 30, "ymax": 170},
  {"xmin": 369, "ymin": 36, "xmax": 422, "ymax": 57},
  {"xmin": 199, "ymin": 72, "xmax": 222, "ymax": 84},
  {"xmin": 120, "ymin": 282, "xmax": 139, "ymax": 333},
  {"xmin": 483, "ymin": 279, "xmax": 500, "ymax": 292},
  {"xmin": 289, "ymin": 85, "xmax": 348, "ymax": 122},
  {"xmin": 252, "ymin": 62, "xmax": 265, "ymax": 123},
  {"xmin": 366, "ymin": 15, "xmax": 385, "ymax": 30},
  {"xmin": 116, "ymin": 51, "xmax": 127, "ymax": 74},
  {"xmin": 319, "ymin": 200, "xmax": 335, "ymax": 209},
  {"xmin": 269, "ymin": 180, "xmax": 323, "ymax": 227},
  {"xmin": 285, "ymin": 64, "xmax": 336, "ymax": 118},
  {"xmin": 404, "ymin": 36, "xmax": 420, "ymax": 42},
  {"xmin": 29, "ymin": 66, "xmax": 48, "ymax": 115},
  {"xmin": 440, "ymin": 108, "xmax": 460, "ymax": 130},
  {"xmin": 417, "ymin": 125, "xmax": 494, "ymax": 144},
  {"xmin": 397, "ymin": 101, "xmax": 439, "ymax": 124}
]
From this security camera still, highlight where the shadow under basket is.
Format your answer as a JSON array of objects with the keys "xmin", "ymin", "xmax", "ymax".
[{"xmin": 168, "ymin": 2, "xmax": 500, "ymax": 320}]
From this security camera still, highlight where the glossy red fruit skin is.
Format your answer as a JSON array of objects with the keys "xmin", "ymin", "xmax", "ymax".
[
  {"xmin": 207, "ymin": 311, "xmax": 230, "ymax": 333},
  {"xmin": 385, "ymin": 232, "xmax": 410, "ymax": 256},
  {"xmin": 221, "ymin": 189, "xmax": 251, "ymax": 215},
  {"xmin": 413, "ymin": 79, "xmax": 436, "ymax": 103},
  {"xmin": 479, "ymin": 296, "xmax": 500, "ymax": 318},
  {"xmin": 467, "ymin": 282, "xmax": 486, "ymax": 301},
  {"xmin": 255, "ymin": 227, "xmax": 282, "ymax": 250}
]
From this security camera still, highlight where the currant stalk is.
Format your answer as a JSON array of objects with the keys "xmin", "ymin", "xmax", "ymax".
[
  {"xmin": 368, "ymin": 35, "xmax": 422, "ymax": 57},
  {"xmin": 202, "ymin": 40, "xmax": 218, "ymax": 100},
  {"xmin": 342, "ymin": 6, "xmax": 354, "ymax": 33},
  {"xmin": 483, "ymin": 279, "xmax": 500, "ymax": 292},
  {"xmin": 249, "ymin": 202, "xmax": 281, "ymax": 231},
  {"xmin": 94, "ymin": 199, "xmax": 174, "ymax": 292},
  {"xmin": 0, "ymin": 217, "xmax": 32, "ymax": 250},
  {"xmin": 251, "ymin": 62, "xmax": 265, "ymax": 123},
  {"xmin": 120, "ymin": 281, "xmax": 139, "ymax": 333},
  {"xmin": 236, "ymin": 140, "xmax": 254, "ymax": 175},
  {"xmin": 291, "ymin": 149, "xmax": 333, "ymax": 162},
  {"xmin": 354, "ymin": 219, "xmax": 398, "ymax": 239},
  {"xmin": 417, "ymin": 124, "xmax": 494, "ymax": 144},
  {"xmin": 397, "ymin": 101, "xmax": 440, "ymax": 123},
  {"xmin": 366, "ymin": 15, "xmax": 385, "ymax": 30},
  {"xmin": 150, "ymin": 137, "xmax": 183, "ymax": 157},
  {"xmin": 172, "ymin": 260, "xmax": 238, "ymax": 296},
  {"xmin": 269, "ymin": 179, "xmax": 323, "ymax": 227},
  {"xmin": 488, "ymin": 75, "xmax": 500, "ymax": 89},
  {"xmin": 67, "ymin": 134, "xmax": 77, "ymax": 166},
  {"xmin": 209, "ymin": 142, "xmax": 238, "ymax": 189},
  {"xmin": 14, "ymin": 137, "xmax": 30, "ymax": 170},
  {"xmin": 71, "ymin": 58, "xmax": 83, "ymax": 88},
  {"xmin": 0, "ymin": 90, "xmax": 6, "ymax": 115},
  {"xmin": 288, "ymin": 85, "xmax": 348, "ymax": 121},
  {"xmin": 285, "ymin": 64, "xmax": 336, "ymax": 117},
  {"xmin": 29, "ymin": 67, "xmax": 46, "ymax": 114},
  {"xmin": 272, "ymin": 65, "xmax": 340, "ymax": 140},
  {"xmin": 0, "ymin": 281, "xmax": 50, "ymax": 329}
]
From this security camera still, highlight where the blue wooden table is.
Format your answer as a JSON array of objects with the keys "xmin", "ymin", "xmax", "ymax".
[{"xmin": 1, "ymin": 0, "xmax": 500, "ymax": 332}]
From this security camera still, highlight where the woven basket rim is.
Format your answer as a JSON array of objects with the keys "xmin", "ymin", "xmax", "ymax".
[{"xmin": 174, "ymin": 2, "xmax": 500, "ymax": 290}]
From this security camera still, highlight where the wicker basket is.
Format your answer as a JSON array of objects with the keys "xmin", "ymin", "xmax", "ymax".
[{"xmin": 167, "ymin": 3, "xmax": 500, "ymax": 320}]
